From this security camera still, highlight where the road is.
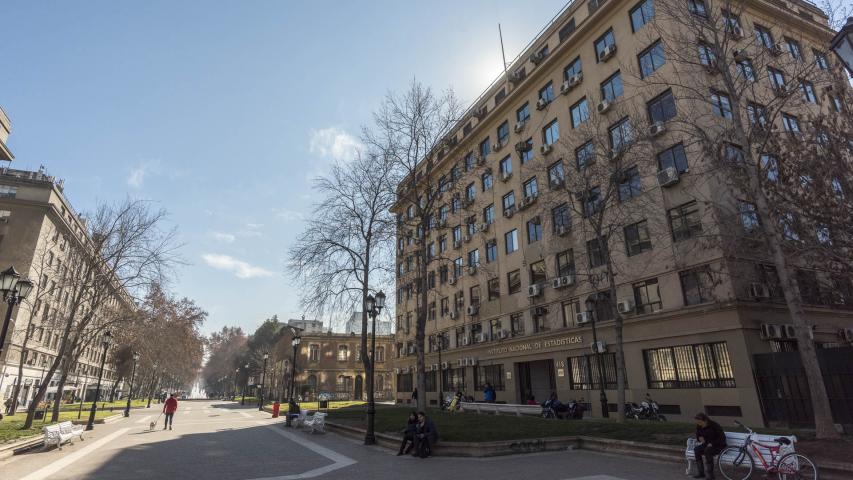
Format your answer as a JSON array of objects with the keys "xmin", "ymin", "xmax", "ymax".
[{"xmin": 0, "ymin": 400, "xmax": 687, "ymax": 480}]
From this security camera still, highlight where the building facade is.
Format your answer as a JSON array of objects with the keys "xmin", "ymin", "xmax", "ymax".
[{"xmin": 392, "ymin": 0, "xmax": 852, "ymax": 426}]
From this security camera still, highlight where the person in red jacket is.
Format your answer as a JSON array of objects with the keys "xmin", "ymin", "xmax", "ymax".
[{"xmin": 163, "ymin": 393, "xmax": 178, "ymax": 430}]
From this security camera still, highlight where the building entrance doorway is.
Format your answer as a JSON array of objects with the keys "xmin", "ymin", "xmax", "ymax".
[{"xmin": 516, "ymin": 359, "xmax": 555, "ymax": 404}]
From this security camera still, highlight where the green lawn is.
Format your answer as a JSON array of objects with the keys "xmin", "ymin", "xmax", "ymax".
[
  {"xmin": 326, "ymin": 405, "xmax": 816, "ymax": 444},
  {"xmin": 0, "ymin": 410, "xmax": 116, "ymax": 444},
  {"xmin": 58, "ymin": 399, "xmax": 149, "ymax": 412}
]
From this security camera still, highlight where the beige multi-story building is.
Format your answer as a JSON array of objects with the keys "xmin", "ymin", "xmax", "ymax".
[
  {"xmin": 0, "ymin": 110, "xmax": 125, "ymax": 410},
  {"xmin": 392, "ymin": 0, "xmax": 852, "ymax": 426}
]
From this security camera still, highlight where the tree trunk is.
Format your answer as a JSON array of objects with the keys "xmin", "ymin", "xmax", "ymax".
[
  {"xmin": 9, "ymin": 315, "xmax": 35, "ymax": 416},
  {"xmin": 415, "ymin": 246, "xmax": 428, "ymax": 411},
  {"xmin": 109, "ymin": 373, "xmax": 124, "ymax": 402},
  {"xmin": 50, "ymin": 368, "xmax": 70, "ymax": 422},
  {"xmin": 23, "ymin": 314, "xmax": 77, "ymax": 428},
  {"xmin": 605, "ymin": 258, "xmax": 626, "ymax": 422}
]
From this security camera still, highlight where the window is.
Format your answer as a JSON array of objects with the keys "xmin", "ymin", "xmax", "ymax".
[
  {"xmin": 568, "ymin": 353, "xmax": 618, "ymax": 389},
  {"xmin": 463, "ymin": 152, "xmax": 478, "ymax": 172},
  {"xmin": 736, "ymin": 59, "xmax": 756, "ymax": 82},
  {"xmin": 543, "ymin": 119, "xmax": 559, "ymax": 145},
  {"xmin": 487, "ymin": 277, "xmax": 500, "ymax": 300},
  {"xmin": 680, "ymin": 265, "xmax": 714, "ymax": 305},
  {"xmin": 624, "ymin": 220, "xmax": 652, "ymax": 256},
  {"xmin": 797, "ymin": 270, "xmax": 824, "ymax": 304},
  {"xmin": 800, "ymin": 81, "xmax": 817, "ymax": 104},
  {"xmin": 594, "ymin": 29, "xmax": 616, "ymax": 62},
  {"xmin": 517, "ymin": 103, "xmax": 530, "ymax": 123},
  {"xmin": 562, "ymin": 299, "xmax": 581, "ymax": 327},
  {"xmin": 337, "ymin": 345, "xmax": 349, "ymax": 361},
  {"xmin": 465, "ymin": 183, "xmax": 476, "ymax": 202},
  {"xmin": 500, "ymin": 155, "xmax": 513, "ymax": 176},
  {"xmin": 698, "ymin": 42, "xmax": 717, "ymax": 66},
  {"xmin": 558, "ymin": 18, "xmax": 576, "ymax": 42},
  {"xmin": 454, "ymin": 257, "xmax": 464, "ymax": 277},
  {"xmin": 831, "ymin": 95, "xmax": 842, "ymax": 113},
  {"xmin": 768, "ymin": 67, "xmax": 785, "ymax": 90},
  {"xmin": 618, "ymin": 166, "xmax": 641, "ymax": 202},
  {"xmin": 485, "ymin": 240, "xmax": 497, "ymax": 263},
  {"xmin": 479, "ymin": 138, "xmax": 491, "ymax": 160},
  {"xmin": 630, "ymin": 0, "xmax": 654, "ymax": 31},
  {"xmin": 438, "ymin": 235, "xmax": 447, "ymax": 253},
  {"xmin": 502, "ymin": 191, "xmax": 515, "ymax": 213},
  {"xmin": 583, "ymin": 186, "xmax": 602, "ymax": 217},
  {"xmin": 785, "ymin": 37, "xmax": 802, "ymax": 60},
  {"xmin": 505, "ymin": 229, "xmax": 519, "ymax": 254},
  {"xmin": 548, "ymin": 161, "xmax": 565, "ymax": 186},
  {"xmin": 688, "ymin": 0, "xmax": 707, "ymax": 17},
  {"xmin": 564, "ymin": 57, "xmax": 582, "ymax": 80},
  {"xmin": 747, "ymin": 102, "xmax": 768, "ymax": 127},
  {"xmin": 530, "ymin": 260, "xmax": 546, "ymax": 285},
  {"xmin": 0, "ymin": 185, "xmax": 17, "ymax": 198},
  {"xmin": 813, "ymin": 50, "xmax": 829, "ymax": 70},
  {"xmin": 556, "ymin": 249, "xmax": 575, "ymax": 277},
  {"xmin": 738, "ymin": 200, "xmax": 759, "ymax": 232},
  {"xmin": 657, "ymin": 143, "xmax": 688, "ymax": 173},
  {"xmin": 510, "ymin": 313, "xmax": 524, "ymax": 336},
  {"xmin": 669, "ymin": 201, "xmax": 702, "ymax": 241},
  {"xmin": 451, "ymin": 196, "xmax": 460, "ymax": 213},
  {"xmin": 470, "ymin": 285, "xmax": 481, "ymax": 306},
  {"xmin": 644, "ymin": 342, "xmax": 734, "ymax": 388},
  {"xmin": 453, "ymin": 226, "xmax": 462, "ymax": 243},
  {"xmin": 507, "ymin": 269, "xmax": 521, "ymax": 294},
  {"xmin": 482, "ymin": 171, "xmax": 493, "ymax": 191},
  {"xmin": 539, "ymin": 81, "xmax": 554, "ymax": 104},
  {"xmin": 761, "ymin": 154, "xmax": 779, "ymax": 182},
  {"xmin": 309, "ymin": 344, "xmax": 320, "ymax": 362},
  {"xmin": 755, "ymin": 24, "xmax": 774, "ymax": 49},
  {"xmin": 723, "ymin": 10, "xmax": 741, "ymax": 32},
  {"xmin": 609, "ymin": 117, "xmax": 634, "ymax": 152},
  {"xmin": 575, "ymin": 141, "xmax": 594, "ymax": 169},
  {"xmin": 483, "ymin": 204, "xmax": 494, "ymax": 224},
  {"xmin": 587, "ymin": 236, "xmax": 608, "ymax": 268},
  {"xmin": 633, "ymin": 278, "xmax": 662, "ymax": 313},
  {"xmin": 710, "ymin": 91, "xmax": 732, "ymax": 119},
  {"xmin": 600, "ymin": 71, "xmax": 623, "ymax": 102},
  {"xmin": 724, "ymin": 144, "xmax": 744, "ymax": 165},
  {"xmin": 569, "ymin": 98, "xmax": 590, "ymax": 129},
  {"xmin": 527, "ymin": 218, "xmax": 542, "ymax": 243},
  {"xmin": 553, "ymin": 203, "xmax": 571, "ymax": 232},
  {"xmin": 497, "ymin": 121, "xmax": 510, "ymax": 146},
  {"xmin": 523, "ymin": 177, "xmax": 538, "ymax": 199},
  {"xmin": 440, "ymin": 297, "xmax": 449, "ymax": 316},
  {"xmin": 475, "ymin": 365, "xmax": 505, "ymax": 391},
  {"xmin": 520, "ymin": 138, "xmax": 534, "ymax": 163},
  {"xmin": 782, "ymin": 113, "xmax": 800, "ymax": 133},
  {"xmin": 648, "ymin": 89, "xmax": 676, "ymax": 124},
  {"xmin": 638, "ymin": 40, "xmax": 665, "ymax": 77},
  {"xmin": 468, "ymin": 249, "xmax": 480, "ymax": 268},
  {"xmin": 442, "ymin": 368, "xmax": 466, "ymax": 392}
]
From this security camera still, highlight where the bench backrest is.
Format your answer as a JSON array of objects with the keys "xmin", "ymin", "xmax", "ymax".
[
  {"xmin": 719, "ymin": 431, "xmax": 796, "ymax": 466},
  {"xmin": 43, "ymin": 424, "xmax": 61, "ymax": 435},
  {"xmin": 58, "ymin": 421, "xmax": 75, "ymax": 434},
  {"xmin": 313, "ymin": 412, "xmax": 327, "ymax": 419}
]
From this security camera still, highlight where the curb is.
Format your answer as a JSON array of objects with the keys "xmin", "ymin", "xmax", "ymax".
[
  {"xmin": 0, "ymin": 435, "xmax": 43, "ymax": 460},
  {"xmin": 71, "ymin": 413, "xmax": 123, "ymax": 426}
]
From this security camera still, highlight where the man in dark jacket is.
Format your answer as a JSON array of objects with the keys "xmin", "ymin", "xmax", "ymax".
[
  {"xmin": 693, "ymin": 413, "xmax": 727, "ymax": 479},
  {"xmin": 412, "ymin": 411, "xmax": 438, "ymax": 458}
]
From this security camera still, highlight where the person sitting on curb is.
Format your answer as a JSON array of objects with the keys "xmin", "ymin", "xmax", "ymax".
[
  {"xmin": 693, "ymin": 412, "xmax": 727, "ymax": 479},
  {"xmin": 397, "ymin": 411, "xmax": 418, "ymax": 455},
  {"xmin": 412, "ymin": 411, "xmax": 438, "ymax": 458}
]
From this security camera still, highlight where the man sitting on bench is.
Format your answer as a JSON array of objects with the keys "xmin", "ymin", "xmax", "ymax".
[
  {"xmin": 412, "ymin": 411, "xmax": 438, "ymax": 458},
  {"xmin": 693, "ymin": 413, "xmax": 727, "ymax": 480}
]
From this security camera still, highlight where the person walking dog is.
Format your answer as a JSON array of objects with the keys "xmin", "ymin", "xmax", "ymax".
[{"xmin": 163, "ymin": 393, "xmax": 179, "ymax": 430}]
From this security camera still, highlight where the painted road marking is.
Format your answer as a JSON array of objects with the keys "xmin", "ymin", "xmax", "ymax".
[
  {"xmin": 134, "ymin": 414, "xmax": 153, "ymax": 424},
  {"xmin": 238, "ymin": 411, "xmax": 253, "ymax": 418},
  {"xmin": 244, "ymin": 422, "xmax": 357, "ymax": 480},
  {"xmin": 19, "ymin": 428, "xmax": 130, "ymax": 480}
]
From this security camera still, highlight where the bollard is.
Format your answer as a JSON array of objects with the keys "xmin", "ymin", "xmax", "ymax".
[{"xmin": 272, "ymin": 402, "xmax": 280, "ymax": 418}]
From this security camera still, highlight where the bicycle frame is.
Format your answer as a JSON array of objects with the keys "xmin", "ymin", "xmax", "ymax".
[{"xmin": 742, "ymin": 435, "xmax": 785, "ymax": 472}]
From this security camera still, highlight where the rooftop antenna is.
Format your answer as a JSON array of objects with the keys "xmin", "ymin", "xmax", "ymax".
[{"xmin": 499, "ymin": 23, "xmax": 510, "ymax": 88}]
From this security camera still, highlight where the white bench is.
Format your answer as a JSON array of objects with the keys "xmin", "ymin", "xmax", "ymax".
[
  {"xmin": 685, "ymin": 431, "xmax": 796, "ymax": 475},
  {"xmin": 460, "ymin": 402, "xmax": 542, "ymax": 417},
  {"xmin": 291, "ymin": 409, "xmax": 308, "ymax": 428},
  {"xmin": 302, "ymin": 412, "xmax": 327, "ymax": 434},
  {"xmin": 43, "ymin": 421, "xmax": 85, "ymax": 450}
]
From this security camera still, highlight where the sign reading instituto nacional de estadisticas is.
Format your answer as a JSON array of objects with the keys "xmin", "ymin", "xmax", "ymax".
[{"xmin": 485, "ymin": 336, "xmax": 584, "ymax": 357}]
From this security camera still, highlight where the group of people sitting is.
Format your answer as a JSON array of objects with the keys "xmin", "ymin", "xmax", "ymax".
[{"xmin": 397, "ymin": 411, "xmax": 438, "ymax": 458}]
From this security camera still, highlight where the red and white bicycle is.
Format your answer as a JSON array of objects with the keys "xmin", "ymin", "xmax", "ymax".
[{"xmin": 718, "ymin": 421, "xmax": 818, "ymax": 480}]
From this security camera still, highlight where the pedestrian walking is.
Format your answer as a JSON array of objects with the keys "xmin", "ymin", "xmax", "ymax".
[
  {"xmin": 693, "ymin": 412, "xmax": 727, "ymax": 479},
  {"xmin": 163, "ymin": 393, "xmax": 179, "ymax": 430},
  {"xmin": 483, "ymin": 382, "xmax": 496, "ymax": 403},
  {"xmin": 411, "ymin": 388, "xmax": 418, "ymax": 403},
  {"xmin": 397, "ymin": 411, "xmax": 418, "ymax": 455},
  {"xmin": 412, "ymin": 411, "xmax": 438, "ymax": 458}
]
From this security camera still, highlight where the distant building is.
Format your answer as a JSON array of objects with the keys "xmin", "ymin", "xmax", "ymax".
[
  {"xmin": 286, "ymin": 316, "xmax": 326, "ymax": 334},
  {"xmin": 344, "ymin": 312, "xmax": 393, "ymax": 336}
]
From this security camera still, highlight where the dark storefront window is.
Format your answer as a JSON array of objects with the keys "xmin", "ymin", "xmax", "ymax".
[
  {"xmin": 644, "ymin": 342, "xmax": 735, "ymax": 389},
  {"xmin": 425, "ymin": 371, "xmax": 437, "ymax": 392}
]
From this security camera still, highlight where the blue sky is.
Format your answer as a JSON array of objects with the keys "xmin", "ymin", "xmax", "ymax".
[{"xmin": 3, "ymin": 0, "xmax": 560, "ymax": 334}]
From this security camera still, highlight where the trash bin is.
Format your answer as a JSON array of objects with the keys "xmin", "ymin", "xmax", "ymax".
[
  {"xmin": 34, "ymin": 410, "xmax": 45, "ymax": 420},
  {"xmin": 272, "ymin": 402, "xmax": 280, "ymax": 418},
  {"xmin": 319, "ymin": 400, "xmax": 328, "ymax": 409}
]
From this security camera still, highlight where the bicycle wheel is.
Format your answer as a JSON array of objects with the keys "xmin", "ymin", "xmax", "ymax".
[
  {"xmin": 719, "ymin": 447, "xmax": 754, "ymax": 480},
  {"xmin": 775, "ymin": 452, "xmax": 818, "ymax": 480}
]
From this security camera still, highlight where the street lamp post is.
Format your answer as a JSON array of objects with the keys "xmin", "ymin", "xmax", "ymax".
[
  {"xmin": 86, "ymin": 331, "xmax": 113, "ymax": 431},
  {"xmin": 285, "ymin": 334, "xmax": 301, "ymax": 427},
  {"xmin": 233, "ymin": 368, "xmax": 239, "ymax": 401},
  {"xmin": 124, "ymin": 352, "xmax": 140, "ymax": 417},
  {"xmin": 0, "ymin": 266, "xmax": 34, "ymax": 360},
  {"xmin": 258, "ymin": 353, "xmax": 268, "ymax": 411},
  {"xmin": 830, "ymin": 17, "xmax": 853, "ymax": 75},
  {"xmin": 241, "ymin": 363, "xmax": 249, "ymax": 405},
  {"xmin": 585, "ymin": 296, "xmax": 609, "ymax": 419},
  {"xmin": 363, "ymin": 290, "xmax": 385, "ymax": 445}
]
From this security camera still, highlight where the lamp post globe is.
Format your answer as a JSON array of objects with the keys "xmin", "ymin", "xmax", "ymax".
[
  {"xmin": 830, "ymin": 17, "xmax": 853, "ymax": 75},
  {"xmin": 0, "ymin": 267, "xmax": 33, "ymax": 361},
  {"xmin": 86, "ymin": 331, "xmax": 112, "ymax": 430}
]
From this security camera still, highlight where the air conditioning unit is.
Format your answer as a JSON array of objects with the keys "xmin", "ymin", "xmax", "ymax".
[
  {"xmin": 514, "ymin": 121, "xmax": 526, "ymax": 133},
  {"xmin": 549, "ymin": 177, "xmax": 564, "ymax": 189},
  {"xmin": 498, "ymin": 329, "xmax": 509, "ymax": 340},
  {"xmin": 453, "ymin": 239, "xmax": 462, "ymax": 249},
  {"xmin": 561, "ymin": 74, "xmax": 582, "ymax": 95},
  {"xmin": 469, "ymin": 357, "xmax": 479, "ymax": 366},
  {"xmin": 733, "ymin": 49, "xmax": 747, "ymax": 61},
  {"xmin": 463, "ymin": 234, "xmax": 472, "ymax": 243},
  {"xmin": 462, "ymin": 336, "xmax": 471, "ymax": 345},
  {"xmin": 492, "ymin": 141, "xmax": 505, "ymax": 153},
  {"xmin": 617, "ymin": 299, "xmax": 635, "ymax": 314},
  {"xmin": 552, "ymin": 277, "xmax": 564, "ymax": 289},
  {"xmin": 466, "ymin": 305, "xmax": 479, "ymax": 316},
  {"xmin": 649, "ymin": 121, "xmax": 666, "ymax": 137},
  {"xmin": 591, "ymin": 341, "xmax": 607, "ymax": 354},
  {"xmin": 527, "ymin": 284, "xmax": 542, "ymax": 298},
  {"xmin": 599, "ymin": 44, "xmax": 617, "ymax": 62},
  {"xmin": 475, "ymin": 333, "xmax": 487, "ymax": 343},
  {"xmin": 501, "ymin": 171, "xmax": 512, "ymax": 182},
  {"xmin": 783, "ymin": 324, "xmax": 797, "ymax": 339},
  {"xmin": 560, "ymin": 275, "xmax": 575, "ymax": 287},
  {"xmin": 524, "ymin": 195, "xmax": 537, "ymax": 205},
  {"xmin": 773, "ymin": 84, "xmax": 791, "ymax": 97},
  {"xmin": 503, "ymin": 208, "xmax": 515, "ymax": 218},
  {"xmin": 431, "ymin": 363, "xmax": 439, "ymax": 371},
  {"xmin": 730, "ymin": 25, "xmax": 744, "ymax": 39},
  {"xmin": 408, "ymin": 344, "xmax": 416, "ymax": 354},
  {"xmin": 657, "ymin": 167, "xmax": 679, "ymax": 187},
  {"xmin": 509, "ymin": 70, "xmax": 526, "ymax": 84},
  {"xmin": 750, "ymin": 282, "xmax": 770, "ymax": 299},
  {"xmin": 517, "ymin": 199, "xmax": 528, "ymax": 211},
  {"xmin": 769, "ymin": 43, "xmax": 784, "ymax": 56},
  {"xmin": 449, "ymin": 310, "xmax": 458, "ymax": 320},
  {"xmin": 478, "ymin": 222, "xmax": 490, "ymax": 232},
  {"xmin": 456, "ymin": 358, "xmax": 466, "ymax": 367},
  {"xmin": 536, "ymin": 98, "xmax": 548, "ymax": 110},
  {"xmin": 839, "ymin": 328, "xmax": 853, "ymax": 343},
  {"xmin": 760, "ymin": 323, "xmax": 784, "ymax": 340},
  {"xmin": 441, "ymin": 361, "xmax": 450, "ymax": 369},
  {"xmin": 576, "ymin": 311, "xmax": 592, "ymax": 325},
  {"xmin": 393, "ymin": 368, "xmax": 400, "ymax": 374},
  {"xmin": 529, "ymin": 50, "xmax": 547, "ymax": 65},
  {"xmin": 467, "ymin": 265, "xmax": 477, "ymax": 275},
  {"xmin": 540, "ymin": 144, "xmax": 553, "ymax": 155},
  {"xmin": 597, "ymin": 99, "xmax": 612, "ymax": 114},
  {"xmin": 448, "ymin": 277, "xmax": 457, "ymax": 286}
]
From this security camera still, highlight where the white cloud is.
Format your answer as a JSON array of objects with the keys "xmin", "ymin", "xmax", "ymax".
[
  {"xmin": 201, "ymin": 254, "xmax": 274, "ymax": 279},
  {"xmin": 273, "ymin": 209, "xmax": 305, "ymax": 222},
  {"xmin": 246, "ymin": 223, "xmax": 264, "ymax": 230},
  {"xmin": 212, "ymin": 232, "xmax": 236, "ymax": 243},
  {"xmin": 309, "ymin": 127, "xmax": 362, "ymax": 162},
  {"xmin": 126, "ymin": 159, "xmax": 162, "ymax": 189}
]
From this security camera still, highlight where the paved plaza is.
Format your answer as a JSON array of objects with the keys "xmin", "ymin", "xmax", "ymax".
[{"xmin": 0, "ymin": 400, "xmax": 688, "ymax": 480}]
